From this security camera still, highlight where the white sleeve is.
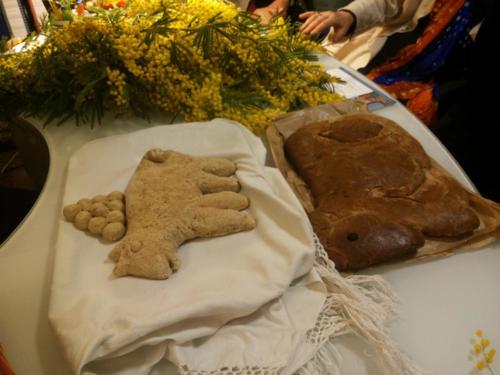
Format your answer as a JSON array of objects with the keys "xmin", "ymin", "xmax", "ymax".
[{"xmin": 342, "ymin": 0, "xmax": 404, "ymax": 35}]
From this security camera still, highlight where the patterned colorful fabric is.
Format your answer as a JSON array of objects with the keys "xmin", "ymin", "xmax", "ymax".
[{"xmin": 366, "ymin": 0, "xmax": 476, "ymax": 126}]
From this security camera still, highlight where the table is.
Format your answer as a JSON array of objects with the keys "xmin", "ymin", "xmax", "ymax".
[{"xmin": 1, "ymin": 55, "xmax": 499, "ymax": 375}]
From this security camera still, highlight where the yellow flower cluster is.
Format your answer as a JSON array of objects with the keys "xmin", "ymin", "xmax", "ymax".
[
  {"xmin": 0, "ymin": 0, "xmax": 342, "ymax": 131},
  {"xmin": 473, "ymin": 329, "xmax": 496, "ymax": 373},
  {"xmin": 0, "ymin": 50, "xmax": 34, "ymax": 94},
  {"xmin": 106, "ymin": 67, "xmax": 127, "ymax": 106}
]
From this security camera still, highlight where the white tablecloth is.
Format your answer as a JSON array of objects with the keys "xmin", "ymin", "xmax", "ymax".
[{"xmin": 0, "ymin": 55, "xmax": 499, "ymax": 375}]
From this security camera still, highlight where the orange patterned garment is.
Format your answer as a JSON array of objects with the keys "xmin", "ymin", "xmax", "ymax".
[{"xmin": 366, "ymin": 0, "xmax": 470, "ymax": 126}]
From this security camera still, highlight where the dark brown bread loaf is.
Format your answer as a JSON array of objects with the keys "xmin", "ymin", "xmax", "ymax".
[{"xmin": 284, "ymin": 113, "xmax": 480, "ymax": 271}]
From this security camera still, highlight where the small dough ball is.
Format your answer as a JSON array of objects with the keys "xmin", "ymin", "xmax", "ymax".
[
  {"xmin": 88, "ymin": 217, "xmax": 107, "ymax": 235},
  {"xmin": 74, "ymin": 211, "xmax": 91, "ymax": 230},
  {"xmin": 102, "ymin": 222, "xmax": 126, "ymax": 241},
  {"xmin": 63, "ymin": 204, "xmax": 81, "ymax": 222},
  {"xmin": 106, "ymin": 210, "xmax": 125, "ymax": 224},
  {"xmin": 106, "ymin": 199, "xmax": 124, "ymax": 212},
  {"xmin": 92, "ymin": 194, "xmax": 107, "ymax": 203},
  {"xmin": 77, "ymin": 198, "xmax": 92, "ymax": 211},
  {"xmin": 90, "ymin": 202, "xmax": 109, "ymax": 217},
  {"xmin": 107, "ymin": 191, "xmax": 124, "ymax": 201}
]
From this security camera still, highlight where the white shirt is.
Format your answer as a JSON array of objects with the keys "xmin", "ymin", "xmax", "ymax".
[{"xmin": 343, "ymin": 0, "xmax": 405, "ymax": 34}]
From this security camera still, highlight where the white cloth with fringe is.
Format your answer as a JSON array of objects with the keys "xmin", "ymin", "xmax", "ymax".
[{"xmin": 49, "ymin": 119, "xmax": 426, "ymax": 375}]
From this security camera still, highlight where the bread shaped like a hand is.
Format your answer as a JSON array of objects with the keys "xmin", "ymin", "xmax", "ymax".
[{"xmin": 108, "ymin": 149, "xmax": 256, "ymax": 279}]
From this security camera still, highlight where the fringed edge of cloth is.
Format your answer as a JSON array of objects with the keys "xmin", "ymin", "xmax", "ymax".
[{"xmin": 298, "ymin": 234, "xmax": 429, "ymax": 375}]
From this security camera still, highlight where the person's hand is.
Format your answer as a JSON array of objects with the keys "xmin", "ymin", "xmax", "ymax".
[
  {"xmin": 299, "ymin": 10, "xmax": 354, "ymax": 43},
  {"xmin": 253, "ymin": 5, "xmax": 286, "ymax": 24}
]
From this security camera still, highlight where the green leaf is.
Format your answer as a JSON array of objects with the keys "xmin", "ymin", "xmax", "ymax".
[{"xmin": 221, "ymin": 85, "xmax": 270, "ymax": 113}]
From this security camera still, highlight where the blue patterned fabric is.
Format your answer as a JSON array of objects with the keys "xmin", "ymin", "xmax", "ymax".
[{"xmin": 374, "ymin": 1, "xmax": 476, "ymax": 86}]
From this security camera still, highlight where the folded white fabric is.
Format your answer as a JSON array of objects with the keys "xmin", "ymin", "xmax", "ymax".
[
  {"xmin": 49, "ymin": 119, "xmax": 323, "ymax": 374},
  {"xmin": 50, "ymin": 119, "xmax": 426, "ymax": 375},
  {"xmin": 168, "ymin": 168, "xmax": 328, "ymax": 375}
]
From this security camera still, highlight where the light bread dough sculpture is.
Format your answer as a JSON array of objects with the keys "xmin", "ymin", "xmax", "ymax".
[
  {"xmin": 63, "ymin": 191, "xmax": 127, "ymax": 241},
  {"xmin": 107, "ymin": 149, "xmax": 256, "ymax": 280}
]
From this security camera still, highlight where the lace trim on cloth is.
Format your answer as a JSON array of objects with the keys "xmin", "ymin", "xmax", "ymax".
[
  {"xmin": 178, "ymin": 233, "xmax": 428, "ymax": 375},
  {"xmin": 305, "ymin": 236, "xmax": 350, "ymax": 346},
  {"xmin": 305, "ymin": 234, "xmax": 397, "ymax": 346},
  {"xmin": 300, "ymin": 234, "xmax": 427, "ymax": 375},
  {"xmin": 178, "ymin": 365, "xmax": 283, "ymax": 375}
]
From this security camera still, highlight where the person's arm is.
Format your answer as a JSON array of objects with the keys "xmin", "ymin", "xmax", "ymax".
[
  {"xmin": 300, "ymin": 10, "xmax": 355, "ymax": 42},
  {"xmin": 253, "ymin": 0, "xmax": 289, "ymax": 23},
  {"xmin": 342, "ymin": 0, "xmax": 402, "ymax": 34},
  {"xmin": 300, "ymin": 0, "xmax": 403, "ymax": 42}
]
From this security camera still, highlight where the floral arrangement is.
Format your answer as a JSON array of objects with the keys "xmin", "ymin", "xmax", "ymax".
[
  {"xmin": 0, "ymin": 0, "xmax": 342, "ymax": 132},
  {"xmin": 473, "ymin": 329, "xmax": 496, "ymax": 374}
]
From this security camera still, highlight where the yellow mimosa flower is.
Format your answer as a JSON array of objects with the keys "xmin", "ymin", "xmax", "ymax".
[{"xmin": 476, "ymin": 360, "xmax": 486, "ymax": 370}]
